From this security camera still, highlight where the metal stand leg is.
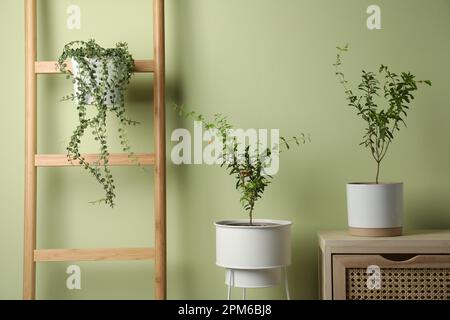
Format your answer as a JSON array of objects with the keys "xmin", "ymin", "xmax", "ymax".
[
  {"xmin": 242, "ymin": 288, "xmax": 246, "ymax": 300},
  {"xmin": 227, "ymin": 269, "xmax": 234, "ymax": 300},
  {"xmin": 284, "ymin": 266, "xmax": 290, "ymax": 300}
]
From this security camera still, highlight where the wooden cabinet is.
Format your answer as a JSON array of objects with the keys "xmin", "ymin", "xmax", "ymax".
[{"xmin": 318, "ymin": 230, "xmax": 450, "ymax": 300}]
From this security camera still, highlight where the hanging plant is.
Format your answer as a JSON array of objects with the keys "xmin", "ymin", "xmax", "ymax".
[{"xmin": 57, "ymin": 39, "xmax": 138, "ymax": 207}]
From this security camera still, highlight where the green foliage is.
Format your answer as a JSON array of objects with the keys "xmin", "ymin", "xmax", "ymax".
[
  {"xmin": 58, "ymin": 40, "xmax": 138, "ymax": 207},
  {"xmin": 176, "ymin": 105, "xmax": 309, "ymax": 225},
  {"xmin": 334, "ymin": 44, "xmax": 431, "ymax": 183}
]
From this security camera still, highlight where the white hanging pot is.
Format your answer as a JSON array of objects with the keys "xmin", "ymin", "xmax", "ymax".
[
  {"xmin": 347, "ymin": 183, "xmax": 403, "ymax": 237},
  {"xmin": 71, "ymin": 57, "xmax": 122, "ymax": 106},
  {"xmin": 215, "ymin": 219, "xmax": 291, "ymax": 288}
]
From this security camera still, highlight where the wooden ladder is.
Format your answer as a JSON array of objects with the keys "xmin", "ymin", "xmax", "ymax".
[{"xmin": 23, "ymin": 0, "xmax": 166, "ymax": 300}]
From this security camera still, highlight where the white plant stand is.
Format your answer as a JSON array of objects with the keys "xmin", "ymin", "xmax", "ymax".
[
  {"xmin": 225, "ymin": 267, "xmax": 291, "ymax": 300},
  {"xmin": 215, "ymin": 219, "xmax": 292, "ymax": 300}
]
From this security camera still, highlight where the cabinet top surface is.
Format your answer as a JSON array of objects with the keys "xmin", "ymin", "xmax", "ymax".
[{"xmin": 318, "ymin": 230, "xmax": 450, "ymax": 252}]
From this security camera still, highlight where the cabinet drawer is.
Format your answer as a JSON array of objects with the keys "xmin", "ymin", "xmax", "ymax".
[{"xmin": 333, "ymin": 255, "xmax": 450, "ymax": 300}]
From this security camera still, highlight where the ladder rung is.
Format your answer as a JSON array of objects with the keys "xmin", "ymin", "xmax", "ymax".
[
  {"xmin": 34, "ymin": 60, "xmax": 155, "ymax": 74},
  {"xmin": 34, "ymin": 248, "xmax": 155, "ymax": 262},
  {"xmin": 35, "ymin": 153, "xmax": 155, "ymax": 167}
]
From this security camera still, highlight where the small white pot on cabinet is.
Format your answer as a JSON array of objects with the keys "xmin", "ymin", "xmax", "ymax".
[{"xmin": 346, "ymin": 183, "xmax": 403, "ymax": 237}]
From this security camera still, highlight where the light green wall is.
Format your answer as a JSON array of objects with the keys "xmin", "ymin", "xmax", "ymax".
[{"xmin": 1, "ymin": 0, "xmax": 449, "ymax": 300}]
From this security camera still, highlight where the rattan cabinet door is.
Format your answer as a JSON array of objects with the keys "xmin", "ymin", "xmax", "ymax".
[{"xmin": 333, "ymin": 255, "xmax": 450, "ymax": 300}]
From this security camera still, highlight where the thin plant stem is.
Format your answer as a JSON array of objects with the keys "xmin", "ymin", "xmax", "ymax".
[{"xmin": 376, "ymin": 161, "xmax": 381, "ymax": 184}]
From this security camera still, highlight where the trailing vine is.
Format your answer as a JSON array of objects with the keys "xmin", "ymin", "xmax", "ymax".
[{"xmin": 58, "ymin": 40, "xmax": 138, "ymax": 207}]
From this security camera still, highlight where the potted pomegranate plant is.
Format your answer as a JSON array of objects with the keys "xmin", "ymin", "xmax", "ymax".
[
  {"xmin": 176, "ymin": 106, "xmax": 308, "ymax": 290},
  {"xmin": 334, "ymin": 44, "xmax": 431, "ymax": 236}
]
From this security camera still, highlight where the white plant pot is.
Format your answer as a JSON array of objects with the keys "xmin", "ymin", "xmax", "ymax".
[
  {"xmin": 347, "ymin": 183, "xmax": 403, "ymax": 237},
  {"xmin": 71, "ymin": 57, "xmax": 122, "ymax": 105},
  {"xmin": 215, "ymin": 219, "xmax": 291, "ymax": 288}
]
